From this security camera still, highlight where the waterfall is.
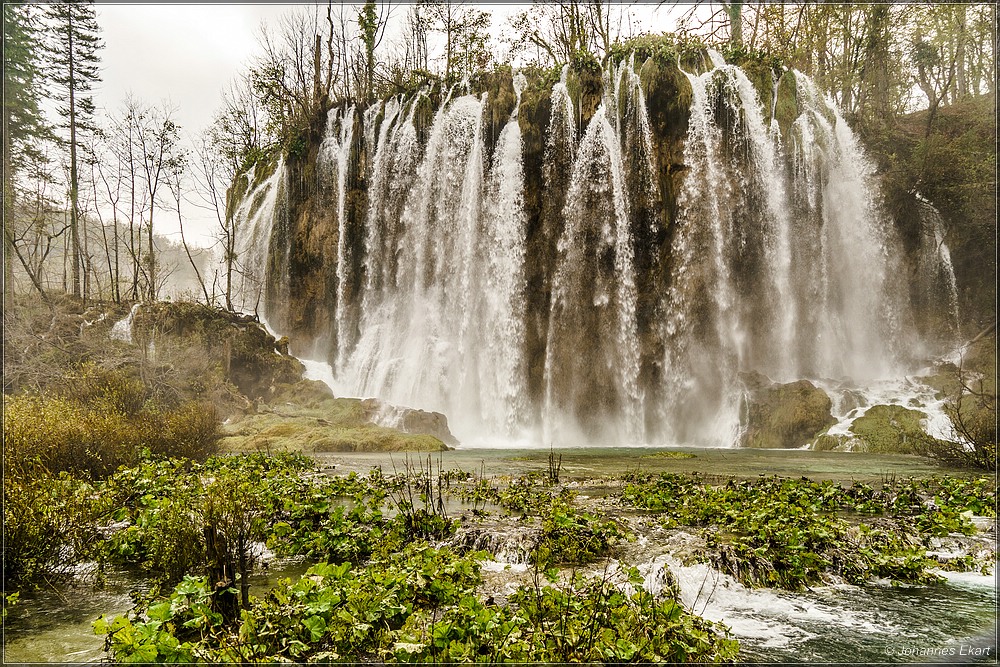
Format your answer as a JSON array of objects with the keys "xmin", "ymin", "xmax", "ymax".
[
  {"xmin": 110, "ymin": 303, "xmax": 142, "ymax": 343},
  {"xmin": 914, "ymin": 194, "xmax": 961, "ymax": 343},
  {"xmin": 789, "ymin": 72, "xmax": 908, "ymax": 379},
  {"xmin": 661, "ymin": 54, "xmax": 909, "ymax": 444},
  {"xmin": 240, "ymin": 58, "xmax": 943, "ymax": 448},
  {"xmin": 543, "ymin": 57, "xmax": 655, "ymax": 445},
  {"xmin": 662, "ymin": 52, "xmax": 797, "ymax": 444},
  {"xmin": 317, "ymin": 106, "xmax": 357, "ymax": 370},
  {"xmin": 479, "ymin": 74, "xmax": 529, "ymax": 432},
  {"xmin": 230, "ymin": 157, "xmax": 286, "ymax": 314},
  {"xmin": 333, "ymin": 87, "xmax": 533, "ymax": 441}
]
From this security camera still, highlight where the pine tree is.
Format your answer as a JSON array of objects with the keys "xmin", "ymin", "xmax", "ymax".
[
  {"xmin": 2, "ymin": 3, "xmax": 51, "ymax": 298},
  {"xmin": 43, "ymin": 0, "xmax": 102, "ymax": 298}
]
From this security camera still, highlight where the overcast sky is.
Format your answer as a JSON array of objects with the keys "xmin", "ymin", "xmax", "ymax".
[{"xmin": 93, "ymin": 3, "xmax": 683, "ymax": 247}]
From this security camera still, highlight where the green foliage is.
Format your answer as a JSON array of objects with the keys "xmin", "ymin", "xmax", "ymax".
[
  {"xmin": 533, "ymin": 500, "xmax": 624, "ymax": 567},
  {"xmin": 607, "ymin": 34, "xmax": 679, "ymax": 68},
  {"xmin": 98, "ymin": 453, "xmax": 313, "ymax": 584},
  {"xmin": 619, "ymin": 473, "xmax": 994, "ymax": 589},
  {"xmin": 570, "ymin": 48, "xmax": 601, "ymax": 75},
  {"xmin": 848, "ymin": 404, "xmax": 936, "ymax": 454},
  {"xmin": 2, "ymin": 472, "xmax": 98, "ymax": 587},
  {"xmin": 97, "ymin": 551, "xmax": 736, "ymax": 664}
]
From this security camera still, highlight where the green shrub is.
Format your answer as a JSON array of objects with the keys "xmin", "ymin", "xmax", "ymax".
[
  {"xmin": 3, "ymin": 386, "xmax": 218, "ymax": 479},
  {"xmin": 2, "ymin": 473, "xmax": 98, "ymax": 587}
]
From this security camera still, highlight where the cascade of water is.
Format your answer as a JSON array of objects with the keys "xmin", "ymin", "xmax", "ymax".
[
  {"xmin": 541, "ymin": 65, "xmax": 577, "ymax": 446},
  {"xmin": 110, "ymin": 303, "xmax": 142, "ymax": 343},
  {"xmin": 361, "ymin": 95, "xmax": 416, "ymax": 309},
  {"xmin": 544, "ymin": 59, "xmax": 645, "ymax": 444},
  {"xmin": 789, "ymin": 72, "xmax": 908, "ymax": 379},
  {"xmin": 914, "ymin": 194, "xmax": 961, "ymax": 343},
  {"xmin": 317, "ymin": 105, "xmax": 357, "ymax": 370},
  {"xmin": 231, "ymin": 157, "xmax": 286, "ymax": 313},
  {"xmin": 362, "ymin": 102, "xmax": 381, "ymax": 174},
  {"xmin": 662, "ymin": 53, "xmax": 895, "ymax": 445},
  {"xmin": 661, "ymin": 59, "xmax": 742, "ymax": 445},
  {"xmin": 338, "ymin": 90, "xmax": 518, "ymax": 438},
  {"xmin": 478, "ymin": 74, "xmax": 529, "ymax": 432}
]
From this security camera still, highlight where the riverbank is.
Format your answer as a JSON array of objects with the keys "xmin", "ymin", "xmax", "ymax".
[{"xmin": 3, "ymin": 450, "xmax": 994, "ymax": 663}]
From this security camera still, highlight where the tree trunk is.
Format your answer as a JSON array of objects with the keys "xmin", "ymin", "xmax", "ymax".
[
  {"xmin": 68, "ymin": 16, "xmax": 81, "ymax": 298},
  {"xmin": 954, "ymin": 5, "xmax": 968, "ymax": 100},
  {"xmin": 725, "ymin": 1, "xmax": 743, "ymax": 47}
]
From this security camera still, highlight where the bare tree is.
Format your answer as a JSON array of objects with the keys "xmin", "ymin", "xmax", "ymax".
[
  {"xmin": 132, "ymin": 102, "xmax": 183, "ymax": 301},
  {"xmin": 509, "ymin": 0, "xmax": 625, "ymax": 67}
]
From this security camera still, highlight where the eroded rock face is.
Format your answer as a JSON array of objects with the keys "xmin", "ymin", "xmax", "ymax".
[
  {"xmin": 359, "ymin": 398, "xmax": 459, "ymax": 447},
  {"xmin": 739, "ymin": 372, "xmax": 836, "ymax": 449}
]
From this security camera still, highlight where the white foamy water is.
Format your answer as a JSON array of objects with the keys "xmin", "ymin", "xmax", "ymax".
[
  {"xmin": 109, "ymin": 303, "xmax": 141, "ymax": 343},
  {"xmin": 815, "ymin": 370, "xmax": 957, "ymax": 445}
]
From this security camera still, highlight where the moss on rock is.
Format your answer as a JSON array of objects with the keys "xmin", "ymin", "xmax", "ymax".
[
  {"xmin": 773, "ymin": 70, "xmax": 798, "ymax": 140},
  {"xmin": 740, "ymin": 375, "xmax": 836, "ymax": 449},
  {"xmin": 848, "ymin": 404, "xmax": 932, "ymax": 455},
  {"xmin": 219, "ymin": 410, "xmax": 447, "ymax": 453}
]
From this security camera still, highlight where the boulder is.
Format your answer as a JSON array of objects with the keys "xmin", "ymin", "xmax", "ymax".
[
  {"xmin": 739, "ymin": 373, "xmax": 836, "ymax": 449},
  {"xmin": 847, "ymin": 404, "xmax": 931, "ymax": 454},
  {"xmin": 359, "ymin": 398, "xmax": 459, "ymax": 447}
]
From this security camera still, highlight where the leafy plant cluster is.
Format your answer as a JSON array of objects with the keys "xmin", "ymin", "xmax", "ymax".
[
  {"xmin": 450, "ymin": 474, "xmax": 624, "ymax": 566},
  {"xmin": 606, "ymin": 33, "xmax": 706, "ymax": 69},
  {"xmin": 74, "ymin": 454, "xmax": 713, "ymax": 663},
  {"xmin": 619, "ymin": 473, "xmax": 995, "ymax": 589},
  {"xmin": 97, "ymin": 549, "xmax": 737, "ymax": 664}
]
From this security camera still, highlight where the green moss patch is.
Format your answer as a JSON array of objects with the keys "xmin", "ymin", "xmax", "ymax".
[
  {"xmin": 848, "ymin": 404, "xmax": 933, "ymax": 454},
  {"xmin": 741, "ymin": 377, "xmax": 836, "ymax": 449},
  {"xmin": 219, "ymin": 406, "xmax": 447, "ymax": 453}
]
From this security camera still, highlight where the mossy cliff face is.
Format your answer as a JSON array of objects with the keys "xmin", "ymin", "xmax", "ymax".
[
  {"xmin": 862, "ymin": 93, "xmax": 997, "ymax": 339},
  {"xmin": 132, "ymin": 301, "xmax": 304, "ymax": 405}
]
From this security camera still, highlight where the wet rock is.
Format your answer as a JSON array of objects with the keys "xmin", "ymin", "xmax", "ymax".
[
  {"xmin": 359, "ymin": 398, "xmax": 459, "ymax": 447},
  {"xmin": 847, "ymin": 404, "xmax": 932, "ymax": 454},
  {"xmin": 739, "ymin": 373, "xmax": 836, "ymax": 449}
]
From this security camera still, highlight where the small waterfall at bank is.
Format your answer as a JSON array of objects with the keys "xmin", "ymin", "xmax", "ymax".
[
  {"xmin": 246, "ymin": 54, "xmax": 953, "ymax": 448},
  {"xmin": 230, "ymin": 158, "xmax": 288, "ymax": 314},
  {"xmin": 913, "ymin": 194, "xmax": 961, "ymax": 344},
  {"xmin": 110, "ymin": 303, "xmax": 142, "ymax": 343}
]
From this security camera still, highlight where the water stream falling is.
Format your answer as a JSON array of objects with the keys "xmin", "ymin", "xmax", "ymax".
[
  {"xmin": 544, "ymin": 59, "xmax": 648, "ymax": 445},
  {"xmin": 244, "ymin": 54, "xmax": 961, "ymax": 447},
  {"xmin": 231, "ymin": 157, "xmax": 287, "ymax": 314},
  {"xmin": 318, "ymin": 105, "xmax": 357, "ymax": 370},
  {"xmin": 914, "ymin": 193, "xmax": 961, "ymax": 343}
]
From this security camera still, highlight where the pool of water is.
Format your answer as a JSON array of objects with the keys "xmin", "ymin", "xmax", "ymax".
[
  {"xmin": 315, "ymin": 446, "xmax": 974, "ymax": 483},
  {"xmin": 2, "ymin": 561, "xmax": 310, "ymax": 664}
]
